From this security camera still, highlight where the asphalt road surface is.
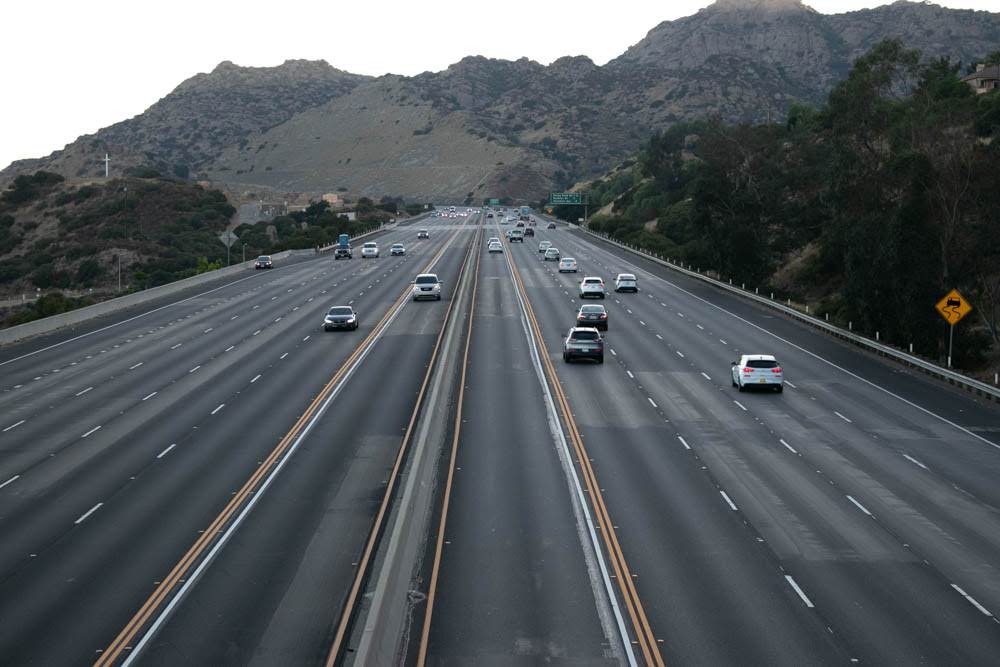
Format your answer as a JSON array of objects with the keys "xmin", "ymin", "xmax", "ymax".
[{"xmin": 2, "ymin": 211, "xmax": 999, "ymax": 666}]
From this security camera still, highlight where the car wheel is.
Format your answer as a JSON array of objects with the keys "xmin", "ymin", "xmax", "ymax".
[
  {"xmin": 597, "ymin": 355, "xmax": 604, "ymax": 364},
  {"xmin": 737, "ymin": 382, "xmax": 745, "ymax": 392},
  {"xmin": 563, "ymin": 353, "xmax": 569, "ymax": 362},
  {"xmin": 436, "ymin": 295, "xmax": 441, "ymax": 301},
  {"xmin": 776, "ymin": 385, "xmax": 783, "ymax": 393}
]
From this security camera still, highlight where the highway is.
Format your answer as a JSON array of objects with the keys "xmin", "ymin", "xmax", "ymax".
[{"xmin": 1, "ymin": 210, "xmax": 999, "ymax": 665}]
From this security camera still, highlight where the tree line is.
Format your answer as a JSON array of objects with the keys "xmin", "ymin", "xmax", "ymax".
[{"xmin": 552, "ymin": 40, "xmax": 1000, "ymax": 371}]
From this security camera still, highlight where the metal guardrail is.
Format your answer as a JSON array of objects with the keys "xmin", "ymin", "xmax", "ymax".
[{"xmin": 572, "ymin": 225, "xmax": 1000, "ymax": 402}]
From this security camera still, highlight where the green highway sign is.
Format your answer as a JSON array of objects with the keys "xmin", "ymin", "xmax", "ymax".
[
  {"xmin": 489, "ymin": 198, "xmax": 500, "ymax": 205},
  {"xmin": 549, "ymin": 192, "xmax": 584, "ymax": 205}
]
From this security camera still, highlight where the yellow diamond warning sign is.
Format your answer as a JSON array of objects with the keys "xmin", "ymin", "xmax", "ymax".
[{"xmin": 935, "ymin": 289, "xmax": 972, "ymax": 326}]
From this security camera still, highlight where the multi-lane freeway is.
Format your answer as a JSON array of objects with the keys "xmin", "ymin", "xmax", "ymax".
[{"xmin": 1, "ymin": 209, "xmax": 999, "ymax": 665}]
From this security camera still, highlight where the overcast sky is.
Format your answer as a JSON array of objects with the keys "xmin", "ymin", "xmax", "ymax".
[{"xmin": 1, "ymin": 0, "xmax": 995, "ymax": 170}]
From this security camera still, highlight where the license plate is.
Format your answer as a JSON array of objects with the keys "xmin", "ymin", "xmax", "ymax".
[{"xmin": 759, "ymin": 378, "xmax": 767, "ymax": 383}]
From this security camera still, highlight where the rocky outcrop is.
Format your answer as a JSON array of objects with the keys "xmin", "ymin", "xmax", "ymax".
[{"xmin": 4, "ymin": 1, "xmax": 998, "ymax": 201}]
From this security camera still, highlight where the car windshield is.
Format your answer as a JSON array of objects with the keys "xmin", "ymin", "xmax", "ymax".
[
  {"xmin": 581, "ymin": 305, "xmax": 605, "ymax": 313},
  {"xmin": 415, "ymin": 276, "xmax": 438, "ymax": 284},
  {"xmin": 619, "ymin": 274, "xmax": 635, "ymax": 281},
  {"xmin": 572, "ymin": 330, "xmax": 600, "ymax": 340},
  {"xmin": 328, "ymin": 307, "xmax": 353, "ymax": 316},
  {"xmin": 258, "ymin": 256, "xmax": 269, "ymax": 261},
  {"xmin": 584, "ymin": 279, "xmax": 601, "ymax": 284},
  {"xmin": 747, "ymin": 359, "xmax": 779, "ymax": 368},
  {"xmin": 364, "ymin": 243, "xmax": 376, "ymax": 248},
  {"xmin": 392, "ymin": 244, "xmax": 403, "ymax": 248}
]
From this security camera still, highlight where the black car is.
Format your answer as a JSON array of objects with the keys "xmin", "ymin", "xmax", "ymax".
[
  {"xmin": 524, "ymin": 227, "xmax": 534, "ymax": 237},
  {"xmin": 323, "ymin": 306, "xmax": 359, "ymax": 331},
  {"xmin": 255, "ymin": 255, "xmax": 273, "ymax": 269},
  {"xmin": 576, "ymin": 304, "xmax": 608, "ymax": 331},
  {"xmin": 547, "ymin": 222, "xmax": 556, "ymax": 229}
]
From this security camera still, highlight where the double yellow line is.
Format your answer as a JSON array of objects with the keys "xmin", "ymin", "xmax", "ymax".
[
  {"xmin": 96, "ymin": 228, "xmax": 465, "ymax": 667},
  {"xmin": 504, "ymin": 240, "xmax": 665, "ymax": 666},
  {"xmin": 324, "ymin": 223, "xmax": 481, "ymax": 665}
]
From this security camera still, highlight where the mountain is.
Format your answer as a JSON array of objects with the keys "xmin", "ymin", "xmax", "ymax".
[{"xmin": 4, "ymin": 0, "xmax": 999, "ymax": 202}]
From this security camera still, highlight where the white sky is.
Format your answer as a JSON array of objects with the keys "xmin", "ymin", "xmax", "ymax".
[{"xmin": 1, "ymin": 0, "xmax": 995, "ymax": 170}]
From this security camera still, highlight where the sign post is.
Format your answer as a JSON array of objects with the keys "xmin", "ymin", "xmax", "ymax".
[
  {"xmin": 935, "ymin": 288, "xmax": 972, "ymax": 368},
  {"xmin": 219, "ymin": 230, "xmax": 240, "ymax": 266}
]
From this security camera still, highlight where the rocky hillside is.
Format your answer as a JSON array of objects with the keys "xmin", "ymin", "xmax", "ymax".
[{"xmin": 4, "ymin": 0, "xmax": 999, "ymax": 201}]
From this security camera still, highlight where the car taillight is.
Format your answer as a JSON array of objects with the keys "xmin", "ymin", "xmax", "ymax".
[
  {"xmin": 599, "ymin": 314, "xmax": 607, "ymax": 319},
  {"xmin": 743, "ymin": 367, "xmax": 753, "ymax": 373},
  {"xmin": 772, "ymin": 367, "xmax": 782, "ymax": 373}
]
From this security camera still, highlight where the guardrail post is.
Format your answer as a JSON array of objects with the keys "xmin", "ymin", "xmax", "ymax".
[
  {"xmin": 742, "ymin": 283, "xmax": 745, "ymax": 289},
  {"xmin": 876, "ymin": 331, "xmax": 880, "ymax": 341},
  {"xmin": 995, "ymin": 372, "xmax": 998, "ymax": 385},
  {"xmin": 770, "ymin": 292, "xmax": 774, "ymax": 299},
  {"xmin": 826, "ymin": 313, "xmax": 829, "ymax": 322},
  {"xmin": 909, "ymin": 343, "xmax": 913, "ymax": 354},
  {"xmin": 849, "ymin": 321, "xmax": 853, "ymax": 331},
  {"xmin": 806, "ymin": 305, "xmax": 809, "ymax": 315},
  {"xmin": 755, "ymin": 288, "xmax": 759, "ymax": 294}
]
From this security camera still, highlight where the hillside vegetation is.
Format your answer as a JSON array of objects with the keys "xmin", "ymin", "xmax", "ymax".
[{"xmin": 556, "ymin": 41, "xmax": 1000, "ymax": 371}]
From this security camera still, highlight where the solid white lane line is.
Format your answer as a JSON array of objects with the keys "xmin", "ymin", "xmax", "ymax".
[
  {"xmin": 780, "ymin": 438, "xmax": 798, "ymax": 454},
  {"xmin": 280, "ymin": 352, "xmax": 289, "ymax": 360},
  {"xmin": 211, "ymin": 404, "xmax": 225, "ymax": 415},
  {"xmin": 626, "ymin": 370, "xmax": 635, "ymax": 379},
  {"xmin": 846, "ymin": 495, "xmax": 873, "ymax": 516},
  {"xmin": 250, "ymin": 374, "xmax": 261, "ymax": 383},
  {"xmin": 734, "ymin": 401, "xmax": 747, "ymax": 411},
  {"xmin": 834, "ymin": 411, "xmax": 853, "ymax": 423},
  {"xmin": 903, "ymin": 454, "xmax": 929, "ymax": 470},
  {"xmin": 81, "ymin": 426, "xmax": 102, "ymax": 438},
  {"xmin": 720, "ymin": 490, "xmax": 738, "ymax": 511},
  {"xmin": 648, "ymin": 398, "xmax": 658, "ymax": 408},
  {"xmin": 129, "ymin": 362, "xmax": 143, "ymax": 370},
  {"xmin": 142, "ymin": 392, "xmax": 158, "ymax": 401},
  {"xmin": 701, "ymin": 372, "xmax": 711, "ymax": 381},
  {"xmin": 74, "ymin": 502, "xmax": 103, "ymax": 525},
  {"xmin": 677, "ymin": 436, "xmax": 691, "ymax": 450},
  {"xmin": 951, "ymin": 584, "xmax": 993, "ymax": 616},
  {"xmin": 156, "ymin": 444, "xmax": 176, "ymax": 459},
  {"xmin": 785, "ymin": 576, "xmax": 815, "ymax": 608},
  {"xmin": 3, "ymin": 420, "xmax": 25, "ymax": 432},
  {"xmin": 170, "ymin": 343, "xmax": 182, "ymax": 350},
  {"xmin": 225, "ymin": 345, "xmax": 235, "ymax": 352},
  {"xmin": 0, "ymin": 475, "xmax": 20, "ymax": 489},
  {"xmin": 676, "ymin": 351, "xmax": 685, "ymax": 358},
  {"xmin": 189, "ymin": 365, "xmax": 201, "ymax": 373}
]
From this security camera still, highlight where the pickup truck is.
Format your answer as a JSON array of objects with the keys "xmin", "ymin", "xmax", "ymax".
[{"xmin": 335, "ymin": 233, "xmax": 352, "ymax": 259}]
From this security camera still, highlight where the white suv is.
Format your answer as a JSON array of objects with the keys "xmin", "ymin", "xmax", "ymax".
[
  {"xmin": 615, "ymin": 273, "xmax": 638, "ymax": 292},
  {"xmin": 731, "ymin": 354, "xmax": 784, "ymax": 393},
  {"xmin": 361, "ymin": 242, "xmax": 379, "ymax": 258},
  {"xmin": 579, "ymin": 276, "xmax": 606, "ymax": 299},
  {"xmin": 412, "ymin": 273, "xmax": 442, "ymax": 301}
]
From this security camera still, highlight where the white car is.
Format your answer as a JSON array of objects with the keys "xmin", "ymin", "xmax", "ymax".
[
  {"xmin": 487, "ymin": 237, "xmax": 500, "ymax": 245},
  {"xmin": 412, "ymin": 273, "xmax": 442, "ymax": 301},
  {"xmin": 559, "ymin": 257, "xmax": 578, "ymax": 273},
  {"xmin": 731, "ymin": 354, "xmax": 784, "ymax": 393},
  {"xmin": 417, "ymin": 229, "xmax": 429, "ymax": 239},
  {"xmin": 361, "ymin": 242, "xmax": 379, "ymax": 258},
  {"xmin": 615, "ymin": 273, "xmax": 638, "ymax": 292},
  {"xmin": 488, "ymin": 241, "xmax": 503, "ymax": 253},
  {"xmin": 538, "ymin": 240, "xmax": 552, "ymax": 253},
  {"xmin": 390, "ymin": 243, "xmax": 406, "ymax": 256},
  {"xmin": 579, "ymin": 276, "xmax": 606, "ymax": 299},
  {"xmin": 544, "ymin": 247, "xmax": 560, "ymax": 261}
]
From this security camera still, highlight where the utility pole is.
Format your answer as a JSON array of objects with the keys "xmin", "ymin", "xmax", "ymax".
[{"xmin": 102, "ymin": 154, "xmax": 111, "ymax": 178}]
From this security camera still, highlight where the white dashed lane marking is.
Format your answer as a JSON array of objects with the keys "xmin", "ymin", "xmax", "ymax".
[
  {"xmin": 157, "ymin": 444, "xmax": 176, "ymax": 459},
  {"xmin": 81, "ymin": 425, "xmax": 102, "ymax": 438},
  {"xmin": 76, "ymin": 387, "xmax": 93, "ymax": 396},
  {"xmin": 74, "ymin": 502, "xmax": 103, "ymax": 525},
  {"xmin": 3, "ymin": 420, "xmax": 25, "ymax": 432}
]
